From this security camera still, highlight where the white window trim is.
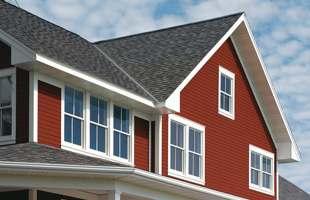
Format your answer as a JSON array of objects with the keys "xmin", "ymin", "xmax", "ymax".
[
  {"xmin": 0, "ymin": 67, "xmax": 16, "ymax": 145},
  {"xmin": 37, "ymin": 73, "xmax": 134, "ymax": 166},
  {"xmin": 249, "ymin": 144, "xmax": 275, "ymax": 196},
  {"xmin": 218, "ymin": 66, "xmax": 235, "ymax": 120},
  {"xmin": 168, "ymin": 114, "xmax": 205, "ymax": 185}
]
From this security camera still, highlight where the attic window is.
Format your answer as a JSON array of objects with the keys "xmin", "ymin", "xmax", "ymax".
[{"xmin": 218, "ymin": 66, "xmax": 235, "ymax": 119}]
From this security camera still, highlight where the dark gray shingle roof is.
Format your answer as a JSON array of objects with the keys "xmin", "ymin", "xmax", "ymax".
[
  {"xmin": 95, "ymin": 13, "xmax": 242, "ymax": 101},
  {"xmin": 0, "ymin": 143, "xmax": 124, "ymax": 166},
  {"xmin": 280, "ymin": 176, "xmax": 310, "ymax": 200},
  {"xmin": 0, "ymin": 1, "xmax": 151, "ymax": 100}
]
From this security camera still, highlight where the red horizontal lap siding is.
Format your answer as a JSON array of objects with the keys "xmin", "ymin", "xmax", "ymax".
[
  {"xmin": 38, "ymin": 81, "xmax": 61, "ymax": 148},
  {"xmin": 134, "ymin": 116, "xmax": 149, "ymax": 171},
  {"xmin": 162, "ymin": 39, "xmax": 277, "ymax": 199},
  {"xmin": 16, "ymin": 68, "xmax": 29, "ymax": 143}
]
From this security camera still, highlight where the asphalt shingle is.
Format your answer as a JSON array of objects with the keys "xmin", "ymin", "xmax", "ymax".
[{"xmin": 279, "ymin": 176, "xmax": 310, "ymax": 200}]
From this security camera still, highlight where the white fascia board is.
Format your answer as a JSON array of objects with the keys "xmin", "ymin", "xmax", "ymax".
[
  {"xmin": 241, "ymin": 17, "xmax": 300, "ymax": 162},
  {"xmin": 35, "ymin": 54, "xmax": 156, "ymax": 109},
  {"xmin": 164, "ymin": 14, "xmax": 245, "ymax": 113},
  {"xmin": 0, "ymin": 161, "xmax": 246, "ymax": 200}
]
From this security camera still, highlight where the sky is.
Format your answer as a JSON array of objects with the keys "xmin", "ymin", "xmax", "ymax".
[{"xmin": 8, "ymin": 0, "xmax": 310, "ymax": 193}]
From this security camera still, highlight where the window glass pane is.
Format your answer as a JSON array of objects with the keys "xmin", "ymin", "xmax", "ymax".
[
  {"xmin": 74, "ymin": 90, "xmax": 83, "ymax": 117},
  {"xmin": 73, "ymin": 118, "xmax": 81, "ymax": 145},
  {"xmin": 225, "ymin": 76, "xmax": 231, "ymax": 94},
  {"xmin": 195, "ymin": 130, "xmax": 201, "ymax": 154},
  {"xmin": 170, "ymin": 147, "xmax": 176, "ymax": 170},
  {"xmin": 120, "ymin": 133, "xmax": 128, "ymax": 159},
  {"xmin": 220, "ymin": 93, "xmax": 225, "ymax": 110},
  {"xmin": 189, "ymin": 128, "xmax": 195, "ymax": 152},
  {"xmin": 251, "ymin": 169, "xmax": 259, "ymax": 185},
  {"xmin": 170, "ymin": 121, "xmax": 177, "ymax": 145},
  {"xmin": 220, "ymin": 74, "xmax": 225, "ymax": 92},
  {"xmin": 189, "ymin": 152, "xmax": 194, "ymax": 175},
  {"xmin": 90, "ymin": 96, "xmax": 98, "ymax": 123},
  {"xmin": 98, "ymin": 127, "xmax": 105, "ymax": 152},
  {"xmin": 193, "ymin": 154, "xmax": 200, "ymax": 177},
  {"xmin": 113, "ymin": 131, "xmax": 120, "ymax": 157},
  {"xmin": 177, "ymin": 123, "xmax": 184, "ymax": 147},
  {"xmin": 1, "ymin": 108, "xmax": 12, "ymax": 136},
  {"xmin": 114, "ymin": 106, "xmax": 121, "ymax": 131},
  {"xmin": 99, "ymin": 100, "xmax": 107, "ymax": 125},
  {"xmin": 251, "ymin": 152, "xmax": 260, "ymax": 169},
  {"xmin": 64, "ymin": 115, "xmax": 72, "ymax": 142},
  {"xmin": 175, "ymin": 148, "xmax": 183, "ymax": 172},
  {"xmin": 263, "ymin": 156, "xmax": 272, "ymax": 173},
  {"xmin": 122, "ymin": 108, "xmax": 129, "ymax": 133},
  {"xmin": 224, "ymin": 94, "xmax": 230, "ymax": 112},
  {"xmin": 263, "ymin": 173, "xmax": 271, "ymax": 189},
  {"xmin": 65, "ymin": 87, "xmax": 74, "ymax": 114},
  {"xmin": 0, "ymin": 77, "xmax": 12, "ymax": 107},
  {"xmin": 90, "ymin": 124, "xmax": 97, "ymax": 150}
]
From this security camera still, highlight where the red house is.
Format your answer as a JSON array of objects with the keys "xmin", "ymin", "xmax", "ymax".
[{"xmin": 0, "ymin": 1, "xmax": 303, "ymax": 200}]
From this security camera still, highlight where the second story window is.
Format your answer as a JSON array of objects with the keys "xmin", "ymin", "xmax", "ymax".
[
  {"xmin": 64, "ymin": 86, "xmax": 84, "ymax": 146},
  {"xmin": 169, "ymin": 114, "xmax": 205, "ymax": 184},
  {"xmin": 249, "ymin": 145, "xmax": 274, "ymax": 195},
  {"xmin": 0, "ymin": 76, "xmax": 12, "ymax": 137},
  {"xmin": 90, "ymin": 96, "xmax": 108, "ymax": 153},
  {"xmin": 113, "ymin": 105, "xmax": 130, "ymax": 160},
  {"xmin": 218, "ymin": 66, "xmax": 235, "ymax": 119}
]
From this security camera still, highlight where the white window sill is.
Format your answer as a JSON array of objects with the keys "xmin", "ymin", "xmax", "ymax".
[
  {"xmin": 61, "ymin": 143, "xmax": 134, "ymax": 167},
  {"xmin": 249, "ymin": 184, "xmax": 274, "ymax": 196},
  {"xmin": 218, "ymin": 109, "xmax": 235, "ymax": 120},
  {"xmin": 168, "ymin": 169, "xmax": 205, "ymax": 185}
]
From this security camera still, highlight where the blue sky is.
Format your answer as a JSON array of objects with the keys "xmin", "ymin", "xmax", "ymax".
[{"xmin": 9, "ymin": 0, "xmax": 310, "ymax": 193}]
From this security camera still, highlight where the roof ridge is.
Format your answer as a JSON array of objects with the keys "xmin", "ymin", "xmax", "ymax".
[{"xmin": 93, "ymin": 12, "xmax": 244, "ymax": 44}]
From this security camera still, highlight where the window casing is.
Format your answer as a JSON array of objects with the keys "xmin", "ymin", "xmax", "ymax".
[
  {"xmin": 61, "ymin": 83, "xmax": 133, "ymax": 165},
  {"xmin": 249, "ymin": 145, "xmax": 274, "ymax": 195},
  {"xmin": 168, "ymin": 114, "xmax": 205, "ymax": 184},
  {"xmin": 64, "ymin": 86, "xmax": 84, "ymax": 146},
  {"xmin": 0, "ymin": 68, "xmax": 16, "ymax": 144},
  {"xmin": 218, "ymin": 66, "xmax": 235, "ymax": 119}
]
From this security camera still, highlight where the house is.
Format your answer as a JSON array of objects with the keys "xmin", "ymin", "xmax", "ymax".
[
  {"xmin": 0, "ymin": 0, "xmax": 303, "ymax": 199},
  {"xmin": 279, "ymin": 176, "xmax": 310, "ymax": 200}
]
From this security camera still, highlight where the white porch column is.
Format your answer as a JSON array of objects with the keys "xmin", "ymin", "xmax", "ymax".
[
  {"xmin": 107, "ymin": 191, "xmax": 121, "ymax": 200},
  {"xmin": 29, "ymin": 189, "xmax": 37, "ymax": 200}
]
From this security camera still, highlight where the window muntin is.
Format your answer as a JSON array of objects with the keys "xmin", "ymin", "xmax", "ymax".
[
  {"xmin": 113, "ymin": 105, "xmax": 130, "ymax": 160},
  {"xmin": 89, "ymin": 96, "xmax": 107, "ymax": 153},
  {"xmin": 169, "ymin": 115, "xmax": 205, "ymax": 184},
  {"xmin": 188, "ymin": 128, "xmax": 202, "ymax": 177},
  {"xmin": 0, "ymin": 76, "xmax": 12, "ymax": 136},
  {"xmin": 170, "ymin": 120, "xmax": 185, "ymax": 172},
  {"xmin": 64, "ymin": 86, "xmax": 84, "ymax": 146},
  {"xmin": 250, "ymin": 145, "xmax": 274, "ymax": 194},
  {"xmin": 218, "ymin": 67, "xmax": 235, "ymax": 119}
]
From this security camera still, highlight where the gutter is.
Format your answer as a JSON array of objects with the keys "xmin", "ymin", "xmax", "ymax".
[{"xmin": 0, "ymin": 161, "xmax": 247, "ymax": 200}]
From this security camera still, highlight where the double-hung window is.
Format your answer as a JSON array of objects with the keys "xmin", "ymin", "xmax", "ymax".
[
  {"xmin": 249, "ymin": 145, "xmax": 274, "ymax": 195},
  {"xmin": 0, "ymin": 76, "xmax": 12, "ymax": 137},
  {"xmin": 64, "ymin": 86, "xmax": 84, "ymax": 146},
  {"xmin": 90, "ymin": 96, "xmax": 108, "ymax": 153},
  {"xmin": 113, "ymin": 105, "xmax": 130, "ymax": 160},
  {"xmin": 169, "ymin": 114, "xmax": 205, "ymax": 184},
  {"xmin": 218, "ymin": 66, "xmax": 235, "ymax": 119}
]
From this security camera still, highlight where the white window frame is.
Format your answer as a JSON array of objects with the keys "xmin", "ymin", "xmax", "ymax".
[
  {"xmin": 63, "ymin": 86, "xmax": 85, "ymax": 149},
  {"xmin": 0, "ymin": 68, "xmax": 16, "ymax": 145},
  {"xmin": 218, "ymin": 66, "xmax": 235, "ymax": 120},
  {"xmin": 249, "ymin": 144, "xmax": 275, "ymax": 196},
  {"xmin": 168, "ymin": 114, "xmax": 205, "ymax": 185}
]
